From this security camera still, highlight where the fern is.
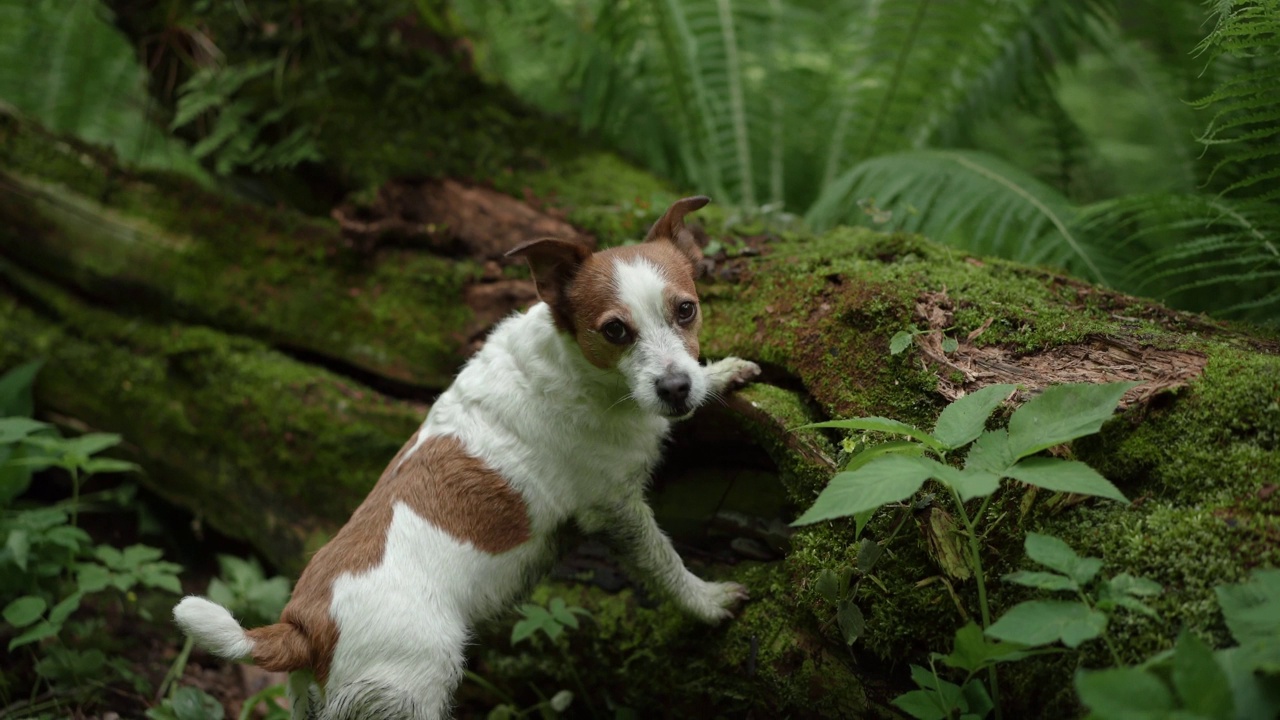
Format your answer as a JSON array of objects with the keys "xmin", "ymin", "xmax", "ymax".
[
  {"xmin": 0, "ymin": 0, "xmax": 202, "ymax": 178},
  {"xmin": 1080, "ymin": 193, "xmax": 1279, "ymax": 321},
  {"xmin": 170, "ymin": 60, "xmax": 322, "ymax": 176},
  {"xmin": 807, "ymin": 150, "xmax": 1113, "ymax": 282},
  {"xmin": 1192, "ymin": 0, "xmax": 1280, "ymax": 201}
]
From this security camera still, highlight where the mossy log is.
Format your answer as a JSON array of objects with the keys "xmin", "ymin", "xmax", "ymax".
[{"xmin": 3, "ymin": 123, "xmax": 1278, "ymax": 717}]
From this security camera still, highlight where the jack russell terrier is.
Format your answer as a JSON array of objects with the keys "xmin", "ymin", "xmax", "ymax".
[{"xmin": 174, "ymin": 196, "xmax": 760, "ymax": 719}]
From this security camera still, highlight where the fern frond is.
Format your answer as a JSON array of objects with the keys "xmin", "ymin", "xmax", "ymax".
[
  {"xmin": 818, "ymin": 0, "xmax": 1111, "ymax": 174},
  {"xmin": 1190, "ymin": 0, "xmax": 1280, "ymax": 200},
  {"xmin": 1079, "ymin": 193, "xmax": 1280, "ymax": 322},
  {"xmin": 0, "ymin": 0, "xmax": 201, "ymax": 178},
  {"xmin": 807, "ymin": 149, "xmax": 1113, "ymax": 282}
]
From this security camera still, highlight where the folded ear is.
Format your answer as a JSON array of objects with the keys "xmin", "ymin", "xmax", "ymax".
[
  {"xmin": 645, "ymin": 195, "xmax": 710, "ymax": 265},
  {"xmin": 506, "ymin": 238, "xmax": 592, "ymax": 332}
]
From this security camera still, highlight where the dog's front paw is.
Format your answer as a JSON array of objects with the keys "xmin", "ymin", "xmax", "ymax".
[
  {"xmin": 707, "ymin": 357, "xmax": 762, "ymax": 392},
  {"xmin": 683, "ymin": 580, "xmax": 750, "ymax": 624}
]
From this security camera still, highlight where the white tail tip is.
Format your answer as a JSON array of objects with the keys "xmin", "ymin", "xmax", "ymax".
[{"xmin": 173, "ymin": 596, "xmax": 255, "ymax": 660}]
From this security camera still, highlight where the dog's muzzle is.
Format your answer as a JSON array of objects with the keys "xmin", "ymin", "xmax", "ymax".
[{"xmin": 655, "ymin": 371, "xmax": 693, "ymax": 416}]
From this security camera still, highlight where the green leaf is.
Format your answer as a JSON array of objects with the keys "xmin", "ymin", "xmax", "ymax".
[
  {"xmin": 960, "ymin": 679, "xmax": 993, "ymax": 720},
  {"xmin": 60, "ymin": 433, "xmax": 122, "ymax": 458},
  {"xmin": 94, "ymin": 545, "xmax": 124, "ymax": 567},
  {"xmin": 941, "ymin": 337, "xmax": 959, "ymax": 353},
  {"xmin": 1075, "ymin": 667, "xmax": 1175, "ymax": 719},
  {"xmin": 1108, "ymin": 573, "xmax": 1163, "ymax": 598},
  {"xmin": 986, "ymin": 600, "xmax": 1107, "ymax": 648},
  {"xmin": 9, "ymin": 619, "xmax": 58, "ymax": 650},
  {"xmin": 548, "ymin": 598, "xmax": 579, "ymax": 629},
  {"xmin": 1002, "ymin": 570, "xmax": 1078, "ymax": 592},
  {"xmin": 79, "ymin": 458, "xmax": 141, "ymax": 475},
  {"xmin": 794, "ymin": 417, "xmax": 943, "ymax": 452},
  {"xmin": 1215, "ymin": 569, "xmax": 1280, "ymax": 644},
  {"xmin": 165, "ymin": 686, "xmax": 225, "ymax": 720},
  {"xmin": 1022, "ymin": 532, "xmax": 1104, "ymax": 585},
  {"xmin": 141, "ymin": 570, "xmax": 182, "ymax": 595},
  {"xmin": 964, "ymin": 430, "xmax": 1015, "ymax": 475},
  {"xmin": 792, "ymin": 455, "xmax": 936, "ymax": 526},
  {"xmin": 42, "ymin": 524, "xmax": 91, "ymax": 551},
  {"xmin": 1215, "ymin": 645, "xmax": 1280, "ymax": 718},
  {"xmin": 843, "ymin": 440, "xmax": 925, "ymax": 473},
  {"xmin": 836, "ymin": 600, "xmax": 864, "ymax": 645},
  {"xmin": 815, "ymin": 569, "xmax": 843, "ymax": 603},
  {"xmin": 891, "ymin": 690, "xmax": 950, "ymax": 720},
  {"xmin": 0, "ymin": 360, "xmax": 43, "ymax": 417},
  {"xmin": 511, "ymin": 617, "xmax": 540, "ymax": 645},
  {"xmin": 121, "ymin": 544, "xmax": 164, "ymax": 567},
  {"xmin": 1006, "ymin": 458, "xmax": 1129, "ymax": 504},
  {"xmin": 931, "ymin": 464, "xmax": 1001, "ymax": 502},
  {"xmin": 4, "ymin": 595, "xmax": 47, "ymax": 628},
  {"xmin": 48, "ymin": 592, "xmax": 82, "ymax": 626},
  {"xmin": 932, "ymin": 384, "xmax": 1018, "ymax": 451},
  {"xmin": 0, "ymin": 417, "xmax": 52, "ymax": 444},
  {"xmin": 1006, "ymin": 382, "xmax": 1139, "ymax": 460},
  {"xmin": 856, "ymin": 538, "xmax": 883, "ymax": 575},
  {"xmin": 6, "ymin": 528, "xmax": 30, "ymax": 571},
  {"xmin": 76, "ymin": 563, "xmax": 111, "ymax": 593},
  {"xmin": 939, "ymin": 622, "xmax": 1030, "ymax": 674},
  {"xmin": 890, "ymin": 331, "xmax": 915, "ymax": 355},
  {"xmin": 1172, "ymin": 630, "xmax": 1234, "ymax": 720}
]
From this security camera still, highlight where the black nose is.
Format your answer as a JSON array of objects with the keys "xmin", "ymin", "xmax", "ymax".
[{"xmin": 655, "ymin": 372, "xmax": 692, "ymax": 408}]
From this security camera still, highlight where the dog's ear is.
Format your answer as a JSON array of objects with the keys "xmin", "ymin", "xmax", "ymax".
[
  {"xmin": 645, "ymin": 196, "xmax": 710, "ymax": 266},
  {"xmin": 506, "ymin": 238, "xmax": 591, "ymax": 332}
]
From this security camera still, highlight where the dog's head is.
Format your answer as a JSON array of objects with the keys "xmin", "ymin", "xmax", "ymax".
[{"xmin": 507, "ymin": 196, "xmax": 711, "ymax": 419}]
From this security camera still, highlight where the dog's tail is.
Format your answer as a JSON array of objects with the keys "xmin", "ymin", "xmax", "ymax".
[{"xmin": 173, "ymin": 596, "xmax": 310, "ymax": 672}]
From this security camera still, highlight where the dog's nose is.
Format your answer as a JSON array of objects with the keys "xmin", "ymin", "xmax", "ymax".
[{"xmin": 655, "ymin": 372, "xmax": 692, "ymax": 407}]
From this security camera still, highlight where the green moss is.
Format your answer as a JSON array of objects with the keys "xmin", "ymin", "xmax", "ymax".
[
  {"xmin": 1, "ymin": 122, "xmax": 477, "ymax": 389},
  {"xmin": 1077, "ymin": 347, "xmax": 1280, "ymax": 501},
  {"xmin": 494, "ymin": 152, "xmax": 677, "ymax": 243},
  {"xmin": 0, "ymin": 263, "xmax": 420, "ymax": 573},
  {"xmin": 472, "ymin": 563, "xmax": 877, "ymax": 719}
]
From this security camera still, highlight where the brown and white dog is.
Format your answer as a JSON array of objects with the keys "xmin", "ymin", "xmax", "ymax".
[{"xmin": 173, "ymin": 196, "xmax": 759, "ymax": 719}]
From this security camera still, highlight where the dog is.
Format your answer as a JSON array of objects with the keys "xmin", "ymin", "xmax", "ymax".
[{"xmin": 173, "ymin": 196, "xmax": 761, "ymax": 719}]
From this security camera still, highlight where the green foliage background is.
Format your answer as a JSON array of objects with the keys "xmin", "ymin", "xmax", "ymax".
[
  {"xmin": 1, "ymin": 0, "xmax": 1275, "ymax": 322},
  {"xmin": 452, "ymin": 0, "xmax": 1280, "ymax": 323}
]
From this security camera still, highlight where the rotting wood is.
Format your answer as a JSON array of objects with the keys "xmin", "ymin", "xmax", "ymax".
[{"xmin": 913, "ymin": 288, "xmax": 1209, "ymax": 405}]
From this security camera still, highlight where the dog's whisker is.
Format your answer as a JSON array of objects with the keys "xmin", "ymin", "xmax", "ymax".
[{"xmin": 607, "ymin": 392, "xmax": 636, "ymax": 412}]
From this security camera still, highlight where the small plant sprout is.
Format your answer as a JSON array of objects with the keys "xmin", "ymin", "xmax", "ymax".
[
  {"xmin": 792, "ymin": 381, "xmax": 1139, "ymax": 718},
  {"xmin": 506, "ymin": 597, "xmax": 594, "ymax": 717}
]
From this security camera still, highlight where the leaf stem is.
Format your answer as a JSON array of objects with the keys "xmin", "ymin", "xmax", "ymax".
[
  {"xmin": 558, "ymin": 643, "xmax": 597, "ymax": 717},
  {"xmin": 951, "ymin": 487, "xmax": 1002, "ymax": 720},
  {"xmin": 69, "ymin": 465, "xmax": 80, "ymax": 528}
]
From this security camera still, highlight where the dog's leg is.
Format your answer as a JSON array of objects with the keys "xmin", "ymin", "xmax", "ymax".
[
  {"xmin": 606, "ymin": 495, "xmax": 748, "ymax": 624},
  {"xmin": 704, "ymin": 357, "xmax": 761, "ymax": 395}
]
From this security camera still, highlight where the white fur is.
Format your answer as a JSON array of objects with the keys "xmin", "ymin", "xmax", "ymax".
[
  {"xmin": 173, "ymin": 596, "xmax": 255, "ymax": 659},
  {"xmin": 181, "ymin": 258, "xmax": 760, "ymax": 720},
  {"xmin": 613, "ymin": 258, "xmax": 709, "ymax": 418}
]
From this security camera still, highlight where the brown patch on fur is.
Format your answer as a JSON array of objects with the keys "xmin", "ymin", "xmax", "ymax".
[
  {"xmin": 247, "ymin": 433, "xmax": 530, "ymax": 684},
  {"xmin": 506, "ymin": 238, "xmax": 592, "ymax": 333}
]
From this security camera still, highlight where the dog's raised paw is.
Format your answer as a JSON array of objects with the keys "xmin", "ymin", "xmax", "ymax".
[
  {"xmin": 708, "ymin": 357, "xmax": 762, "ymax": 391},
  {"xmin": 686, "ymin": 580, "xmax": 751, "ymax": 624}
]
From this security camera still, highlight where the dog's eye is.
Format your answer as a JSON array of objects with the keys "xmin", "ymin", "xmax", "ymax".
[
  {"xmin": 602, "ymin": 320, "xmax": 631, "ymax": 344},
  {"xmin": 676, "ymin": 301, "xmax": 697, "ymax": 323}
]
